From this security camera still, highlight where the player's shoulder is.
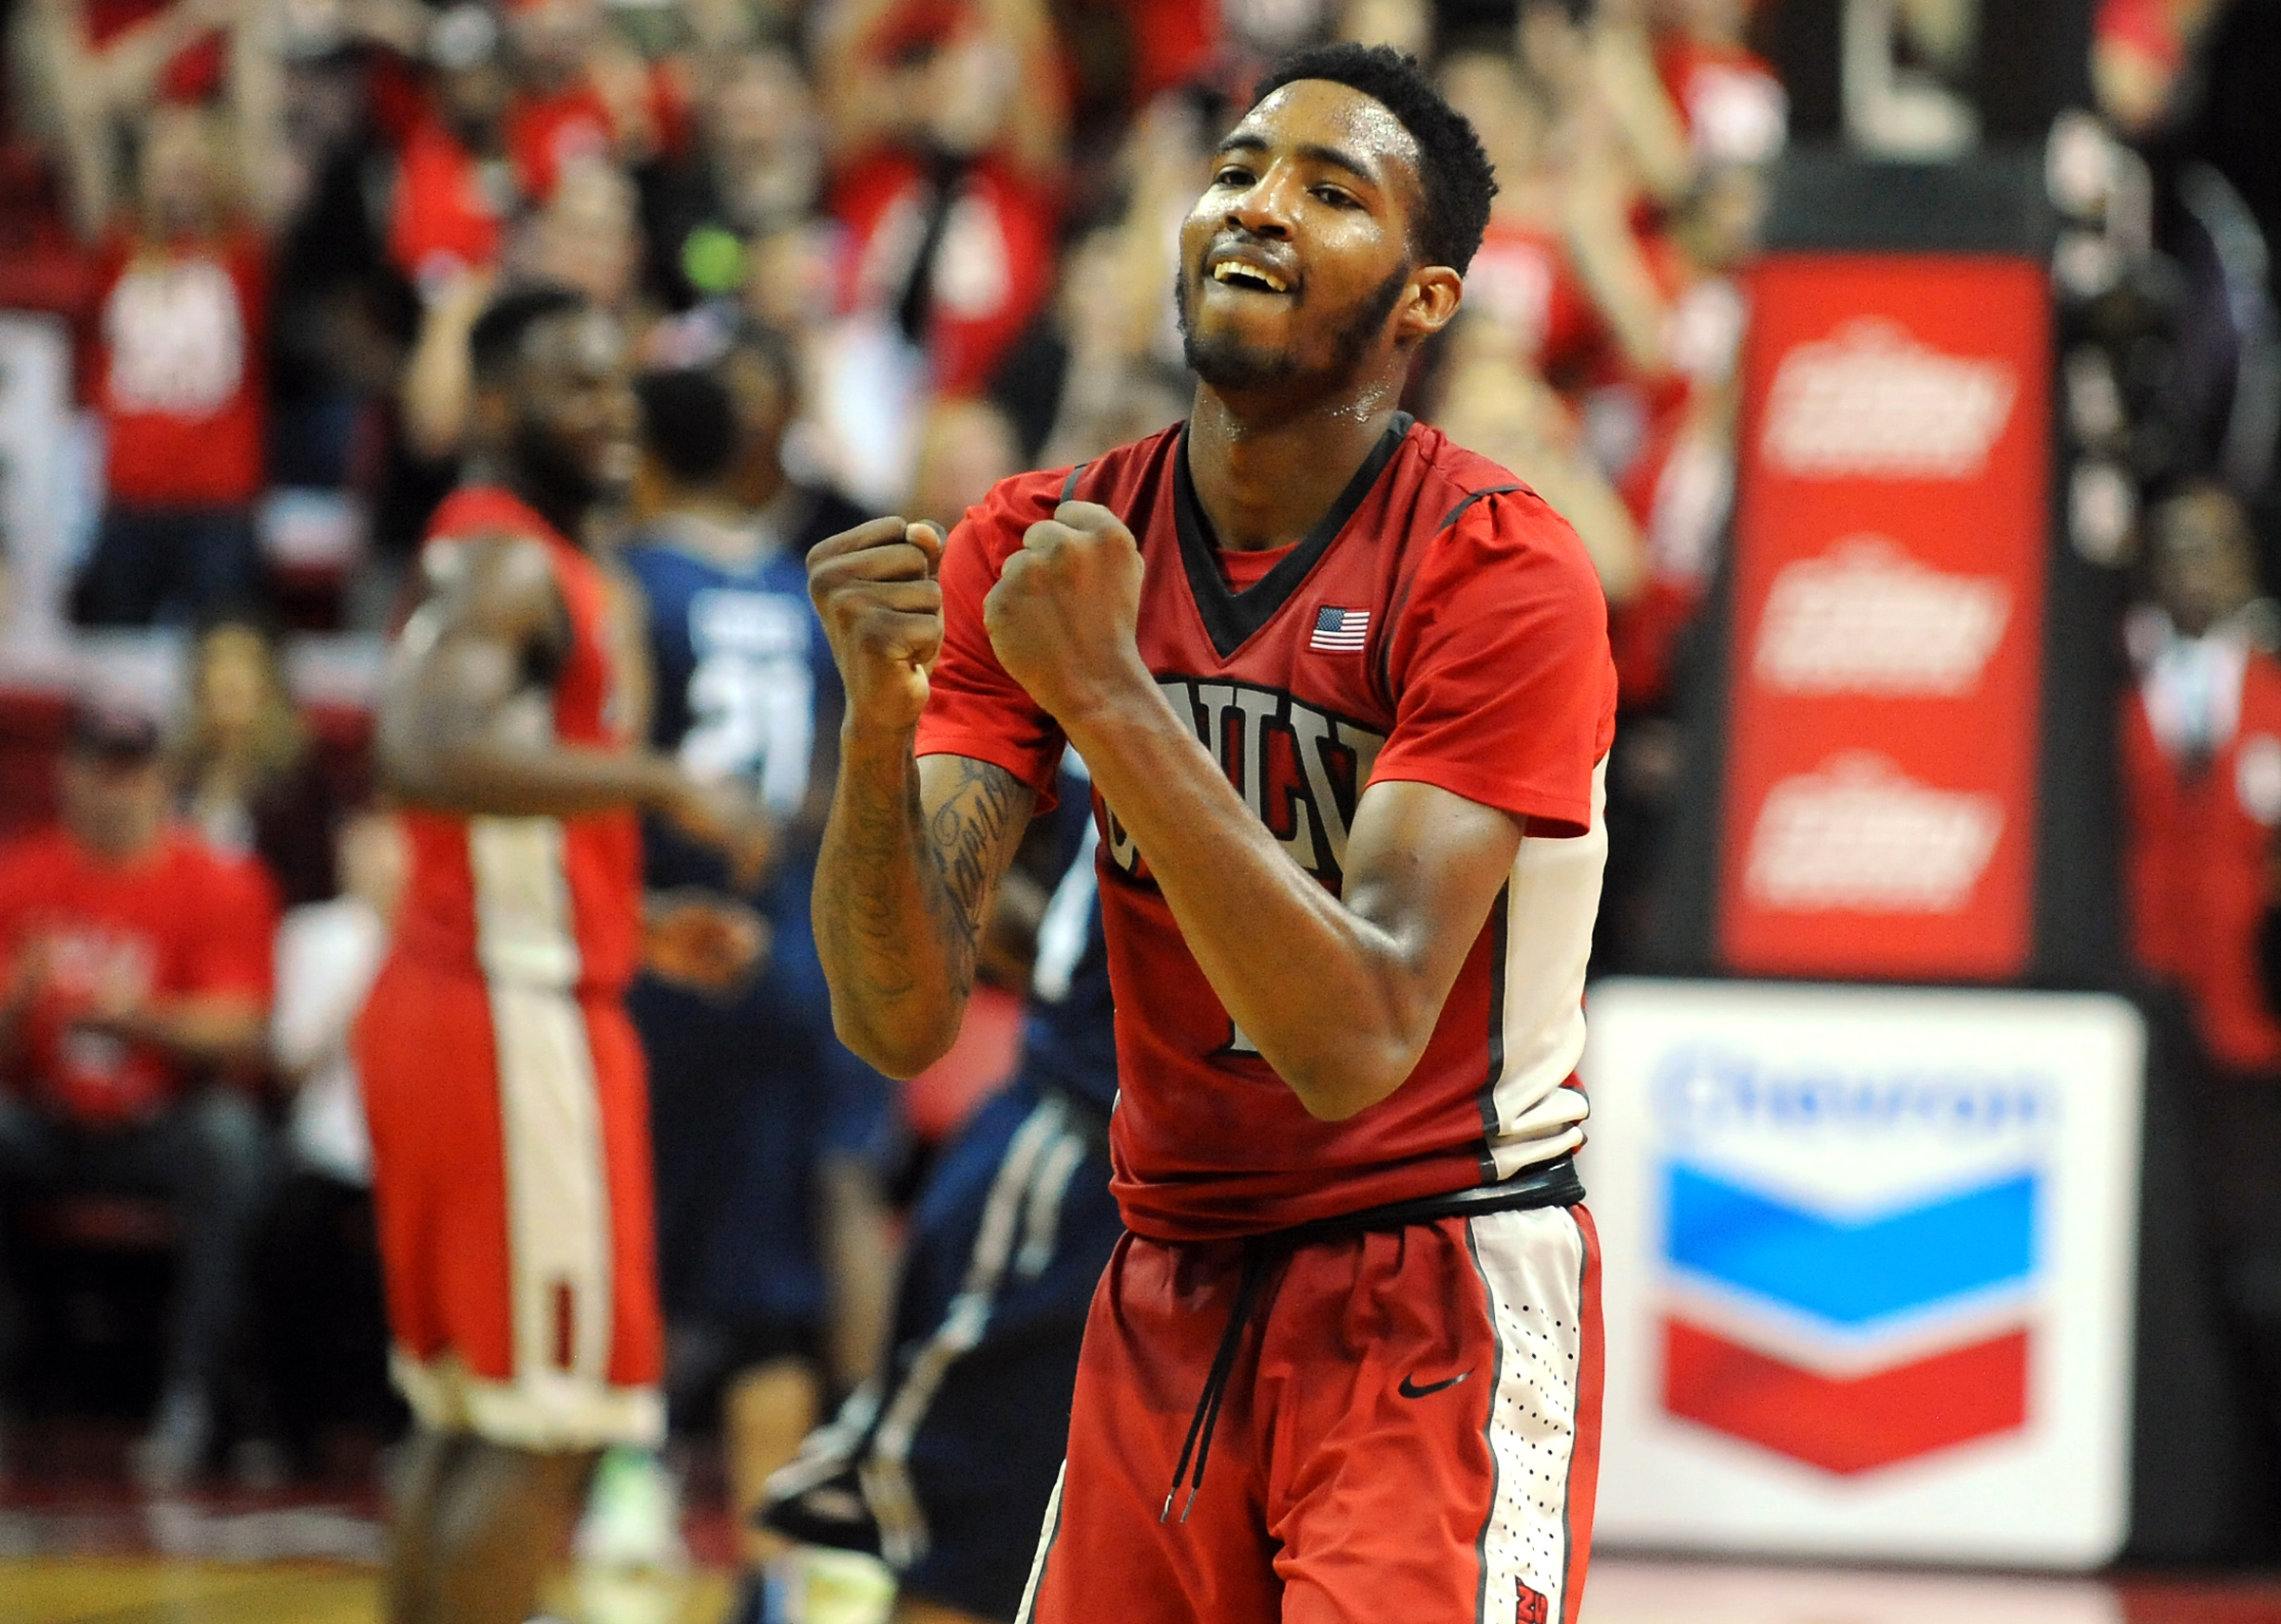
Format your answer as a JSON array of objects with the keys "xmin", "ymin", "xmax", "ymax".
[
  {"xmin": 616, "ymin": 528, "xmax": 704, "ymax": 592},
  {"xmin": 1401, "ymin": 422, "xmax": 1579, "ymax": 547},
  {"xmin": 419, "ymin": 484, "xmax": 575, "ymax": 581},
  {"xmin": 1396, "ymin": 424, "xmax": 1607, "ymax": 612},
  {"xmin": 424, "ymin": 486, "xmax": 557, "ymax": 549},
  {"xmin": 417, "ymin": 525, "xmax": 565, "ymax": 633},
  {"xmin": 963, "ymin": 422, "xmax": 1185, "ymax": 541},
  {"xmin": 1054, "ymin": 420, "xmax": 1185, "ymax": 499}
]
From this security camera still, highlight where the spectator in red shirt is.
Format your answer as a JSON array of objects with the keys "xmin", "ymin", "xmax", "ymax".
[
  {"xmin": 1648, "ymin": 0, "xmax": 1787, "ymax": 171},
  {"xmin": 500, "ymin": 0, "xmax": 684, "ymax": 203},
  {"xmin": 385, "ymin": 4, "xmax": 520, "ymax": 298},
  {"xmin": 818, "ymin": 0, "xmax": 1067, "ymax": 396},
  {"xmin": 0, "ymin": 694, "xmax": 278, "ymax": 1487},
  {"xmin": 2120, "ymin": 481, "xmax": 2281, "ymax": 1445},
  {"xmin": 2124, "ymin": 483, "xmax": 2281, "ymax": 1079},
  {"xmin": 18, "ymin": 0, "xmax": 239, "ymax": 230},
  {"xmin": 63, "ymin": 7, "xmax": 292, "ymax": 627}
]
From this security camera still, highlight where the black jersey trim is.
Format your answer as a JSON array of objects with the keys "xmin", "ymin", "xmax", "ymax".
[
  {"xmin": 1060, "ymin": 462, "xmax": 1092, "ymax": 502},
  {"xmin": 1173, "ymin": 412, "xmax": 1414, "ymax": 662},
  {"xmin": 1438, "ymin": 483, "xmax": 1524, "ymax": 531},
  {"xmin": 1475, "ymin": 882, "xmax": 1512, "ymax": 1183}
]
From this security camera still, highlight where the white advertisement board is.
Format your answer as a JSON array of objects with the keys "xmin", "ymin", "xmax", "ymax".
[{"xmin": 1580, "ymin": 980, "xmax": 2144, "ymax": 1567}]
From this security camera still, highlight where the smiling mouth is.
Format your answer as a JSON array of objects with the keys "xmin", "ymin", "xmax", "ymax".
[{"xmin": 1209, "ymin": 260, "xmax": 1292, "ymax": 294}]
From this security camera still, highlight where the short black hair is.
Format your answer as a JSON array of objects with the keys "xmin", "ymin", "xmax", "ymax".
[
  {"xmin": 1251, "ymin": 42, "xmax": 1499, "ymax": 275},
  {"xmin": 636, "ymin": 367, "xmax": 740, "ymax": 487},
  {"xmin": 469, "ymin": 282, "xmax": 590, "ymax": 386}
]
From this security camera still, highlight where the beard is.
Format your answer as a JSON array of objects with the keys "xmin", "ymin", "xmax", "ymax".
[
  {"xmin": 1176, "ymin": 261, "xmax": 1410, "ymax": 392},
  {"xmin": 510, "ymin": 413, "xmax": 610, "ymax": 521}
]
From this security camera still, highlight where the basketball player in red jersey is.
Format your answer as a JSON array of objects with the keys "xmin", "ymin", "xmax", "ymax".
[
  {"xmin": 808, "ymin": 42, "xmax": 1615, "ymax": 1624},
  {"xmin": 360, "ymin": 283, "xmax": 769, "ymax": 1624}
]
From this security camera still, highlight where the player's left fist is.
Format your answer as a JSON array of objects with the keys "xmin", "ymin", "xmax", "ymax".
[{"xmin": 984, "ymin": 501, "xmax": 1149, "ymax": 721}]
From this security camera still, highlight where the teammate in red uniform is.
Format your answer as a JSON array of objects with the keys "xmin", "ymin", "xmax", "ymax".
[
  {"xmin": 360, "ymin": 283, "xmax": 766, "ymax": 1624},
  {"xmin": 808, "ymin": 44, "xmax": 1615, "ymax": 1624}
]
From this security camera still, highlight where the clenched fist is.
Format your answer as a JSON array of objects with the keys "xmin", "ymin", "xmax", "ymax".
[
  {"xmin": 808, "ymin": 516, "xmax": 947, "ymax": 735},
  {"xmin": 984, "ymin": 501, "xmax": 1150, "ymax": 723}
]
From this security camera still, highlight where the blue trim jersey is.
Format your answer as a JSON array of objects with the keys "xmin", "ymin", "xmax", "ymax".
[
  {"xmin": 1022, "ymin": 765, "xmax": 1117, "ymax": 1115},
  {"xmin": 622, "ymin": 487, "xmax": 870, "ymax": 914},
  {"xmin": 622, "ymin": 487, "xmax": 887, "ymax": 1336},
  {"xmin": 761, "ymin": 774, "xmax": 1123, "ymax": 1618}
]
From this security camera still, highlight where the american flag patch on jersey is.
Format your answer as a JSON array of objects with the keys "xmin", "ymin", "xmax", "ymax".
[{"xmin": 1310, "ymin": 605, "xmax": 1370, "ymax": 652}]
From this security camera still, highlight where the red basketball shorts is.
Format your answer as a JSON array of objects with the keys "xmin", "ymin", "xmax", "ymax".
[
  {"xmin": 357, "ymin": 954, "xmax": 664, "ymax": 1450},
  {"xmin": 1018, "ymin": 1204, "xmax": 1603, "ymax": 1624}
]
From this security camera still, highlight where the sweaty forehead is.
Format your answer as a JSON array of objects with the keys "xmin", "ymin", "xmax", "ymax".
[{"xmin": 1234, "ymin": 79, "xmax": 1424, "ymax": 188}]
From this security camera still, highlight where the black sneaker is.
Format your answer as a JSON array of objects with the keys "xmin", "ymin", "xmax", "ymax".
[{"xmin": 757, "ymin": 1459, "xmax": 882, "ymax": 1557}]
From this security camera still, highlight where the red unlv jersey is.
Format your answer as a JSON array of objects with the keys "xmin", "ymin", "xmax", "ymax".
[
  {"xmin": 393, "ymin": 487, "xmax": 643, "ymax": 997},
  {"xmin": 920, "ymin": 414, "xmax": 1617, "ymax": 1240}
]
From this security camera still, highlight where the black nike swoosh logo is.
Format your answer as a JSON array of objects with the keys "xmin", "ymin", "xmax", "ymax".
[{"xmin": 1398, "ymin": 1370, "xmax": 1470, "ymax": 1399}]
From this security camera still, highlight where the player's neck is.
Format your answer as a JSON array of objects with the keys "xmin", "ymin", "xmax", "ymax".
[
  {"xmin": 472, "ymin": 455, "xmax": 592, "ymax": 547},
  {"xmin": 657, "ymin": 499, "xmax": 769, "ymax": 568},
  {"xmin": 1185, "ymin": 379, "xmax": 1407, "ymax": 552}
]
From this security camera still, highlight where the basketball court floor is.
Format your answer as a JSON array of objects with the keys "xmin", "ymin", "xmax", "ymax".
[
  {"xmin": 3, "ymin": 1488, "xmax": 2278, "ymax": 1624},
  {"xmin": 7, "ymin": 1555, "xmax": 2280, "ymax": 1624}
]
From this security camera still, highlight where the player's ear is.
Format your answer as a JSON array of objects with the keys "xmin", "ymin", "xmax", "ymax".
[{"xmin": 1396, "ymin": 266, "xmax": 1465, "ymax": 344}]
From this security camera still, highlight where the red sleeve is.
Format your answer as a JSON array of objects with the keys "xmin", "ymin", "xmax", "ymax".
[
  {"xmin": 1370, "ymin": 489, "xmax": 1617, "ymax": 838},
  {"xmin": 185, "ymin": 852, "xmax": 278, "ymax": 1003},
  {"xmin": 913, "ymin": 471, "xmax": 1069, "ymax": 801}
]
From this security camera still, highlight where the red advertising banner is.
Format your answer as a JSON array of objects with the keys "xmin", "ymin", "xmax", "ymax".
[{"xmin": 1718, "ymin": 255, "xmax": 2050, "ymax": 980}]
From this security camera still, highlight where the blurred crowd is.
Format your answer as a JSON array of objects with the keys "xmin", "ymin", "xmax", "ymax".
[
  {"xmin": 5, "ymin": 0, "xmax": 2281, "ymax": 1576},
  {"xmin": 0, "ymin": 0, "xmax": 1791, "ymax": 1494},
  {"xmin": 0, "ymin": 0, "xmax": 1786, "ymax": 641}
]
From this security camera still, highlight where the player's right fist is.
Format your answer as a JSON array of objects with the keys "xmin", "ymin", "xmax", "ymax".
[{"xmin": 808, "ymin": 516, "xmax": 946, "ymax": 734}]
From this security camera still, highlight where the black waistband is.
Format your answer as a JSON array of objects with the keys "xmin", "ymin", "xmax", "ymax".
[
  {"xmin": 1160, "ymin": 1156, "xmax": 1583, "ymax": 1525},
  {"xmin": 1264, "ymin": 1155, "xmax": 1585, "ymax": 1249}
]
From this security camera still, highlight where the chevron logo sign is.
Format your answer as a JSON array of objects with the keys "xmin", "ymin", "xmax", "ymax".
[
  {"xmin": 1587, "ymin": 983, "xmax": 2145, "ymax": 1565},
  {"xmin": 1651, "ymin": 1042, "xmax": 2046, "ymax": 1474}
]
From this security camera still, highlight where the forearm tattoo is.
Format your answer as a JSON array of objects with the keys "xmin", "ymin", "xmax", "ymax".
[
  {"xmin": 823, "ymin": 752, "xmax": 1025, "ymax": 1008},
  {"xmin": 923, "ymin": 756, "xmax": 1025, "ymax": 996}
]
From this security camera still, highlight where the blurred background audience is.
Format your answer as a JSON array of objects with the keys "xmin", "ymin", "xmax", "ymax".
[
  {"xmin": 5, "ymin": 0, "xmax": 2281, "ymax": 1614},
  {"xmin": 0, "ymin": 693, "xmax": 276, "ymax": 1488}
]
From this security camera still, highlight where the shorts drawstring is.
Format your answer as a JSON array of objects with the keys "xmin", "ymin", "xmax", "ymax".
[
  {"xmin": 1162, "ymin": 1238, "xmax": 1274, "ymax": 1522},
  {"xmin": 1154, "ymin": 1157, "xmax": 1586, "ymax": 1525}
]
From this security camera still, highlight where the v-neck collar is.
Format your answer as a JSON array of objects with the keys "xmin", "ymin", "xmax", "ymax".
[{"xmin": 1173, "ymin": 411, "xmax": 1413, "ymax": 661}]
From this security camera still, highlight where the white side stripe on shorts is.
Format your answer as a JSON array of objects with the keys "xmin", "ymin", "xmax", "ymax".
[
  {"xmin": 1014, "ymin": 1457, "xmax": 1065, "ymax": 1624},
  {"xmin": 1465, "ymin": 1205, "xmax": 1588, "ymax": 1624},
  {"xmin": 489, "ymin": 980, "xmax": 614, "ymax": 1390}
]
